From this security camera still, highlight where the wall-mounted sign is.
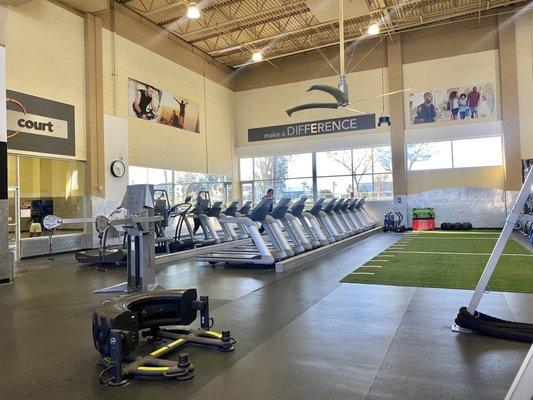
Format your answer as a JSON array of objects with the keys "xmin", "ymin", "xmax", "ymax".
[
  {"xmin": 409, "ymin": 83, "xmax": 495, "ymax": 125},
  {"xmin": 248, "ymin": 114, "xmax": 376, "ymax": 142},
  {"xmin": 6, "ymin": 90, "xmax": 75, "ymax": 156},
  {"xmin": 128, "ymin": 78, "xmax": 201, "ymax": 134}
]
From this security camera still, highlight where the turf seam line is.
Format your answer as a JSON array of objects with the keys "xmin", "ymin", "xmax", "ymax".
[
  {"xmin": 349, "ymin": 272, "xmax": 375, "ymax": 275},
  {"xmin": 403, "ymin": 237, "xmax": 500, "ymax": 240},
  {"xmin": 361, "ymin": 265, "xmax": 382, "ymax": 268},
  {"xmin": 385, "ymin": 250, "xmax": 533, "ymax": 257}
]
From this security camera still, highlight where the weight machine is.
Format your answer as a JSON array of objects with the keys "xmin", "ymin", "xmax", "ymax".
[{"xmin": 44, "ymin": 185, "xmax": 163, "ymax": 293}]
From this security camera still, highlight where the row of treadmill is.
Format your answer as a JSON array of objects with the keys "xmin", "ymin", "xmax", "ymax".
[{"xmin": 154, "ymin": 194, "xmax": 376, "ymax": 266}]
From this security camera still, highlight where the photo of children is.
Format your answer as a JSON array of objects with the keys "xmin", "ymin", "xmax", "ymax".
[
  {"xmin": 409, "ymin": 83, "xmax": 495, "ymax": 125},
  {"xmin": 128, "ymin": 78, "xmax": 200, "ymax": 133}
]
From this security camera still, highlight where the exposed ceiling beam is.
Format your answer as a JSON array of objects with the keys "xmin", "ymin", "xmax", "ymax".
[
  {"xmin": 144, "ymin": 1, "xmax": 186, "ymax": 16},
  {"xmin": 0, "ymin": 0, "xmax": 34, "ymax": 5},
  {"xmin": 161, "ymin": 1, "xmax": 308, "ymax": 39},
  {"xmin": 229, "ymin": 2, "xmax": 524, "ymax": 68}
]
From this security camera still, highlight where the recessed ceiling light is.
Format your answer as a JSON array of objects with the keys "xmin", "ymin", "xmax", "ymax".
[
  {"xmin": 187, "ymin": 2, "xmax": 201, "ymax": 19},
  {"xmin": 251, "ymin": 51, "xmax": 264, "ymax": 62},
  {"xmin": 367, "ymin": 23, "xmax": 380, "ymax": 36}
]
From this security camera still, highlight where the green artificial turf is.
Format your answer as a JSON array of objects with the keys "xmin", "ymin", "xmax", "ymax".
[{"xmin": 341, "ymin": 231, "xmax": 533, "ymax": 293}]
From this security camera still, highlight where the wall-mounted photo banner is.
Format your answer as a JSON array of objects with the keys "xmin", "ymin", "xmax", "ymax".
[
  {"xmin": 128, "ymin": 78, "xmax": 200, "ymax": 134},
  {"xmin": 248, "ymin": 114, "xmax": 376, "ymax": 142},
  {"xmin": 409, "ymin": 83, "xmax": 495, "ymax": 125},
  {"xmin": 6, "ymin": 90, "xmax": 76, "ymax": 156}
]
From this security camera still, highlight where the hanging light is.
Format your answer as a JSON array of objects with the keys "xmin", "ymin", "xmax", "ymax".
[
  {"xmin": 251, "ymin": 51, "xmax": 264, "ymax": 62},
  {"xmin": 367, "ymin": 23, "xmax": 380, "ymax": 36},
  {"xmin": 187, "ymin": 2, "xmax": 201, "ymax": 19}
]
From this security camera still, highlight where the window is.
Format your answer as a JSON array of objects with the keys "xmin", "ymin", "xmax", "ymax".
[
  {"xmin": 316, "ymin": 176, "xmax": 353, "ymax": 199},
  {"xmin": 240, "ymin": 146, "xmax": 393, "ymax": 203},
  {"xmin": 276, "ymin": 153, "xmax": 312, "ymax": 179},
  {"xmin": 9, "ymin": 155, "xmax": 86, "ymax": 238},
  {"xmin": 129, "ymin": 166, "xmax": 148, "ymax": 184},
  {"xmin": 276, "ymin": 178, "xmax": 313, "ymax": 200},
  {"xmin": 407, "ymin": 136, "xmax": 503, "ymax": 171},
  {"xmin": 239, "ymin": 158, "xmax": 253, "ymax": 181},
  {"xmin": 452, "ymin": 137, "xmax": 503, "ymax": 168},
  {"xmin": 129, "ymin": 166, "xmax": 232, "ymax": 206},
  {"xmin": 253, "ymin": 156, "xmax": 274, "ymax": 180},
  {"xmin": 316, "ymin": 150, "xmax": 352, "ymax": 176},
  {"xmin": 407, "ymin": 141, "xmax": 453, "ymax": 170}
]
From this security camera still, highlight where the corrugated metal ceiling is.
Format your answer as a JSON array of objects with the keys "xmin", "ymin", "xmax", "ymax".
[{"xmin": 116, "ymin": 0, "xmax": 529, "ymax": 68}]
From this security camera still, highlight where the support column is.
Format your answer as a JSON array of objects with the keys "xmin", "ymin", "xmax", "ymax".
[
  {"xmin": 84, "ymin": 14, "xmax": 106, "ymax": 248},
  {"xmin": 498, "ymin": 15, "xmax": 522, "ymax": 191},
  {"xmin": 85, "ymin": 14, "xmax": 105, "ymax": 198},
  {"xmin": 387, "ymin": 36, "xmax": 408, "ymax": 199},
  {"xmin": 0, "ymin": 43, "xmax": 11, "ymax": 282}
]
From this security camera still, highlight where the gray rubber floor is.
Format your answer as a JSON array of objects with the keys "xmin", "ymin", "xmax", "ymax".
[{"xmin": 0, "ymin": 232, "xmax": 530, "ymax": 400}]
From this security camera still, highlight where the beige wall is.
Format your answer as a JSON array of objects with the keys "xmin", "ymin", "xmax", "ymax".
[
  {"xmin": 234, "ymin": 67, "xmax": 390, "ymax": 152},
  {"xmin": 102, "ymin": 30, "xmax": 234, "ymax": 176},
  {"xmin": 0, "ymin": 0, "xmax": 86, "ymax": 160},
  {"xmin": 402, "ymin": 50, "xmax": 501, "ymax": 128},
  {"xmin": 516, "ymin": 10, "xmax": 533, "ymax": 159},
  {"xmin": 408, "ymin": 166, "xmax": 505, "ymax": 193},
  {"xmin": 234, "ymin": 47, "xmax": 508, "ymax": 193}
]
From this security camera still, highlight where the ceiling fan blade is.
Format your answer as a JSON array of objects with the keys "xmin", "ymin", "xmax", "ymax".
[
  {"xmin": 286, "ymin": 102, "xmax": 339, "ymax": 117},
  {"xmin": 307, "ymin": 85, "xmax": 348, "ymax": 105},
  {"xmin": 342, "ymin": 106, "xmax": 367, "ymax": 114},
  {"xmin": 350, "ymin": 88, "xmax": 413, "ymax": 105}
]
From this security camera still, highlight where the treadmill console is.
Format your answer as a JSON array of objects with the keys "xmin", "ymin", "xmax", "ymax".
[
  {"xmin": 239, "ymin": 201, "xmax": 252, "ymax": 215},
  {"xmin": 249, "ymin": 198, "xmax": 273, "ymax": 222},
  {"xmin": 224, "ymin": 201, "xmax": 240, "ymax": 217},
  {"xmin": 323, "ymin": 198, "xmax": 337, "ymax": 213},
  {"xmin": 290, "ymin": 196, "xmax": 308, "ymax": 217},
  {"xmin": 271, "ymin": 197, "xmax": 291, "ymax": 219}
]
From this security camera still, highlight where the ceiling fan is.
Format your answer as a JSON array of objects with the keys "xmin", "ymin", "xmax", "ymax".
[{"xmin": 286, "ymin": 0, "xmax": 411, "ymax": 118}]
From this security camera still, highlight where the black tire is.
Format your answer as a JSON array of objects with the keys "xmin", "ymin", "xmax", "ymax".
[
  {"xmin": 441, "ymin": 222, "xmax": 452, "ymax": 230},
  {"xmin": 92, "ymin": 290, "xmax": 198, "ymax": 357}
]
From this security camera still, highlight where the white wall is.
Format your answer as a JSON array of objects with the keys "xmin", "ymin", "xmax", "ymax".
[{"xmin": 104, "ymin": 114, "xmax": 128, "ymax": 204}]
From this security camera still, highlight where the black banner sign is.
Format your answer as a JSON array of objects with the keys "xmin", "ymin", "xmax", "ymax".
[
  {"xmin": 6, "ymin": 90, "xmax": 76, "ymax": 156},
  {"xmin": 248, "ymin": 114, "xmax": 376, "ymax": 142}
]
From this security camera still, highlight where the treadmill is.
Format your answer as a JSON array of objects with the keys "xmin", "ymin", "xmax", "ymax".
[
  {"xmin": 221, "ymin": 198, "xmax": 294, "ymax": 257},
  {"xmin": 267, "ymin": 197, "xmax": 298, "ymax": 256},
  {"xmin": 357, "ymin": 198, "xmax": 376, "ymax": 227},
  {"xmin": 287, "ymin": 196, "xmax": 319, "ymax": 249},
  {"xmin": 321, "ymin": 198, "xmax": 346, "ymax": 240},
  {"xmin": 189, "ymin": 199, "xmax": 220, "ymax": 246},
  {"xmin": 233, "ymin": 200, "xmax": 253, "ymax": 239},
  {"xmin": 196, "ymin": 197, "xmax": 282, "ymax": 266},
  {"xmin": 334, "ymin": 199, "xmax": 357, "ymax": 235},
  {"xmin": 306, "ymin": 197, "xmax": 336, "ymax": 244},
  {"xmin": 301, "ymin": 198, "xmax": 330, "ymax": 247},
  {"xmin": 206, "ymin": 201, "xmax": 237, "ymax": 242},
  {"xmin": 345, "ymin": 198, "xmax": 365, "ymax": 231},
  {"xmin": 282, "ymin": 197, "xmax": 313, "ymax": 252}
]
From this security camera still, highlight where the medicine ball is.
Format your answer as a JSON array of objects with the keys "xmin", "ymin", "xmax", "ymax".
[
  {"xmin": 441, "ymin": 222, "xmax": 453, "ymax": 230},
  {"xmin": 453, "ymin": 222, "xmax": 463, "ymax": 230},
  {"xmin": 462, "ymin": 222, "xmax": 473, "ymax": 231}
]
